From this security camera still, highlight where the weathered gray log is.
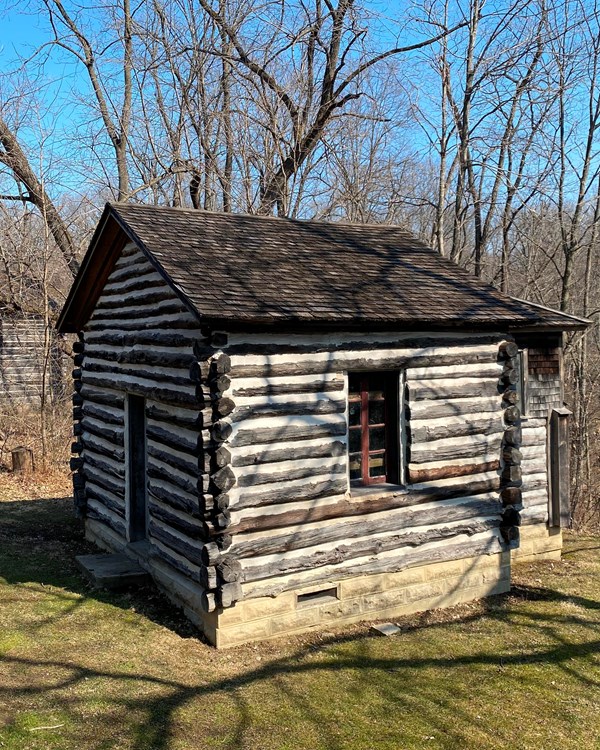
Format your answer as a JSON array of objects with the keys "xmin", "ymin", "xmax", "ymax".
[
  {"xmin": 200, "ymin": 591, "xmax": 217, "ymax": 613},
  {"xmin": 234, "ymin": 477, "xmax": 348, "ymax": 511},
  {"xmin": 81, "ymin": 419, "xmax": 124, "ymax": 445},
  {"xmin": 73, "ymin": 353, "xmax": 84, "ymax": 367},
  {"xmin": 499, "ymin": 341, "xmax": 518, "ymax": 359},
  {"xmin": 84, "ymin": 452, "xmax": 126, "ymax": 480},
  {"xmin": 231, "ymin": 440, "xmax": 346, "ymax": 468},
  {"xmin": 88, "ymin": 301, "xmax": 193, "ymax": 324},
  {"xmin": 212, "ymin": 374, "xmax": 231, "ymax": 394},
  {"xmin": 211, "ymin": 420, "xmax": 233, "ymax": 442},
  {"xmin": 146, "ymin": 424, "xmax": 202, "ymax": 457},
  {"xmin": 410, "ymin": 420, "xmax": 502, "ymax": 445},
  {"xmin": 237, "ymin": 461, "xmax": 346, "ymax": 488},
  {"xmin": 243, "ymin": 536, "xmax": 503, "ymax": 599},
  {"xmin": 230, "ymin": 350, "xmax": 498, "ymax": 379},
  {"xmin": 69, "ymin": 456, "xmax": 83, "ymax": 472},
  {"xmin": 86, "ymin": 504, "xmax": 126, "ymax": 537},
  {"xmin": 85, "ymin": 468, "xmax": 124, "ymax": 498},
  {"xmin": 73, "ymin": 379, "xmax": 83, "ymax": 392},
  {"xmin": 73, "ymin": 406, "xmax": 84, "ymax": 421},
  {"xmin": 148, "ymin": 484, "xmax": 202, "ymax": 519},
  {"xmin": 407, "ymin": 398, "xmax": 500, "ymax": 421},
  {"xmin": 225, "ymin": 335, "xmax": 501, "ymax": 358},
  {"xmin": 501, "ymin": 507, "xmax": 521, "ymax": 527},
  {"xmin": 73, "ymin": 393, "xmax": 84, "ymax": 407},
  {"xmin": 86, "ymin": 347, "xmax": 196, "ymax": 369},
  {"xmin": 216, "ymin": 557, "xmax": 242, "ymax": 583},
  {"xmin": 410, "ymin": 438, "xmax": 500, "ymax": 464},
  {"xmin": 211, "ymin": 352, "xmax": 231, "ymax": 374},
  {"xmin": 148, "ymin": 520, "xmax": 205, "ymax": 566},
  {"xmin": 147, "ymin": 466, "xmax": 198, "ymax": 496},
  {"xmin": 504, "ymin": 426, "xmax": 522, "ymax": 446},
  {"xmin": 228, "ymin": 477, "xmax": 501, "ymax": 534},
  {"xmin": 212, "ymin": 511, "xmax": 231, "ymax": 530},
  {"xmin": 502, "ymin": 465, "xmax": 522, "ymax": 483},
  {"xmin": 147, "ymin": 443, "xmax": 198, "ymax": 477},
  {"xmin": 189, "ymin": 360, "xmax": 211, "ymax": 382},
  {"xmin": 71, "ymin": 441, "xmax": 83, "ymax": 455},
  {"xmin": 82, "ymin": 403, "xmax": 124, "ymax": 426},
  {"xmin": 81, "ymin": 374, "xmax": 201, "ymax": 408},
  {"xmin": 500, "ymin": 487, "xmax": 522, "ymax": 506},
  {"xmin": 500, "ymin": 370, "xmax": 519, "ymax": 386},
  {"xmin": 211, "ymin": 466, "xmax": 236, "ymax": 493},
  {"xmin": 213, "ymin": 397, "xmax": 235, "ymax": 417},
  {"xmin": 217, "ymin": 581, "xmax": 243, "ymax": 608},
  {"xmin": 80, "ymin": 386, "xmax": 124, "ymax": 408},
  {"xmin": 500, "ymin": 525, "xmax": 520, "ymax": 544},
  {"xmin": 232, "ymin": 378, "xmax": 345, "ymax": 398},
  {"xmin": 232, "ymin": 497, "xmax": 503, "ymax": 559},
  {"xmin": 72, "ymin": 367, "xmax": 82, "ymax": 380},
  {"xmin": 86, "ymin": 330, "xmax": 198, "ymax": 348},
  {"xmin": 212, "ymin": 493, "xmax": 230, "ymax": 511},
  {"xmin": 230, "ymin": 421, "xmax": 346, "ymax": 448},
  {"xmin": 95, "ymin": 287, "xmax": 176, "ymax": 310},
  {"xmin": 73, "ymin": 472, "xmax": 85, "ymax": 489},
  {"xmin": 242, "ymin": 518, "xmax": 500, "ymax": 584},
  {"xmin": 148, "ymin": 501, "xmax": 204, "ymax": 540},
  {"xmin": 84, "ymin": 361, "xmax": 193, "ymax": 388},
  {"xmin": 216, "ymin": 533, "xmax": 232, "ymax": 550},
  {"xmin": 146, "ymin": 403, "xmax": 208, "ymax": 429},
  {"xmin": 86, "ymin": 484, "xmax": 125, "ymax": 517},
  {"xmin": 150, "ymin": 541, "xmax": 199, "ymax": 583},
  {"xmin": 72, "ymin": 340, "xmax": 85, "ymax": 354},
  {"xmin": 408, "ymin": 459, "xmax": 499, "ymax": 484},
  {"xmin": 503, "ymin": 406, "xmax": 520, "ymax": 424},
  {"xmin": 408, "ymin": 379, "xmax": 498, "ymax": 402},
  {"xmin": 198, "ymin": 566, "xmax": 218, "ymax": 590},
  {"xmin": 201, "ymin": 542, "xmax": 221, "ymax": 566},
  {"xmin": 230, "ymin": 398, "xmax": 344, "ymax": 422},
  {"xmin": 214, "ymin": 445, "xmax": 232, "ymax": 468},
  {"xmin": 502, "ymin": 390, "xmax": 519, "ymax": 406},
  {"xmin": 502, "ymin": 447, "xmax": 523, "ymax": 465},
  {"xmin": 82, "ymin": 435, "xmax": 125, "ymax": 462}
]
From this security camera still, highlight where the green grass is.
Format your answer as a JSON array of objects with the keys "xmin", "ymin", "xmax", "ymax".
[{"xmin": 1, "ymin": 495, "xmax": 599, "ymax": 750}]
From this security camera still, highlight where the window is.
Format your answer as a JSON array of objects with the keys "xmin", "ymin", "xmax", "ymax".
[{"xmin": 348, "ymin": 372, "xmax": 403, "ymax": 486}]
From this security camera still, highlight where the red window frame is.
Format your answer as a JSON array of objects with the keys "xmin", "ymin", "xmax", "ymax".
[{"xmin": 348, "ymin": 372, "xmax": 400, "ymax": 486}]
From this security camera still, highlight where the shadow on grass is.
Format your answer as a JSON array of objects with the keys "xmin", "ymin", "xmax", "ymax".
[{"xmin": 1, "ymin": 497, "xmax": 600, "ymax": 750}]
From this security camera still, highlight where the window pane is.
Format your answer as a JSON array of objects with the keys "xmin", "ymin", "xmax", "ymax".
[
  {"xmin": 369, "ymin": 427, "xmax": 386, "ymax": 451},
  {"xmin": 369, "ymin": 454, "xmax": 386, "ymax": 478},
  {"xmin": 349, "ymin": 427, "xmax": 362, "ymax": 453},
  {"xmin": 349, "ymin": 401, "xmax": 361, "ymax": 426},
  {"xmin": 349, "ymin": 453, "xmax": 362, "ymax": 481},
  {"xmin": 368, "ymin": 400, "xmax": 385, "ymax": 425}
]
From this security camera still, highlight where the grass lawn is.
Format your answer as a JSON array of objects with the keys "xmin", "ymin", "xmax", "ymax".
[{"xmin": 0, "ymin": 489, "xmax": 599, "ymax": 750}]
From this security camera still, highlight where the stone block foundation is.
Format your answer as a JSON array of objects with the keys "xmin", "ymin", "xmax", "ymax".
[
  {"xmin": 214, "ymin": 551, "xmax": 512, "ymax": 648},
  {"xmin": 512, "ymin": 524, "xmax": 562, "ymax": 562}
]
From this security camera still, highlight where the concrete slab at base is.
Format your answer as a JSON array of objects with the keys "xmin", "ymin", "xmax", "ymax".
[{"xmin": 76, "ymin": 553, "xmax": 150, "ymax": 590}]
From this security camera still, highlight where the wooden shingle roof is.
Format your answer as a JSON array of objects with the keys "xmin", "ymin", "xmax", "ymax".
[{"xmin": 57, "ymin": 203, "xmax": 590, "ymax": 333}]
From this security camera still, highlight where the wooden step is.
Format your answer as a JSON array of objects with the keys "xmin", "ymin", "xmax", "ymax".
[{"xmin": 76, "ymin": 553, "xmax": 150, "ymax": 590}]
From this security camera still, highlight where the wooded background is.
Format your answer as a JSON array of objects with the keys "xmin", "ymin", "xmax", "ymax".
[{"xmin": 0, "ymin": 0, "xmax": 597, "ymax": 526}]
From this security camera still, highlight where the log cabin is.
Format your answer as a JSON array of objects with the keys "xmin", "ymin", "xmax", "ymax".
[{"xmin": 57, "ymin": 203, "xmax": 589, "ymax": 648}]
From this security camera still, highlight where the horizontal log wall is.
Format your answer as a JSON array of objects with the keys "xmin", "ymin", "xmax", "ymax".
[
  {"xmin": 216, "ymin": 331, "xmax": 513, "ymax": 601},
  {"xmin": 77, "ymin": 241, "xmax": 220, "ymax": 612}
]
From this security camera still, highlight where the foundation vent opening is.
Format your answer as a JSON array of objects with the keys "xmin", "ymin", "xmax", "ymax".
[{"xmin": 296, "ymin": 587, "xmax": 338, "ymax": 608}]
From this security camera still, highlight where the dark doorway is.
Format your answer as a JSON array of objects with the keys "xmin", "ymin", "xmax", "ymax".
[{"xmin": 127, "ymin": 394, "xmax": 147, "ymax": 542}]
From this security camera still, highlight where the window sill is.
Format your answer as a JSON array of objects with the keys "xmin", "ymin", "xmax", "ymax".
[{"xmin": 350, "ymin": 483, "xmax": 408, "ymax": 500}]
